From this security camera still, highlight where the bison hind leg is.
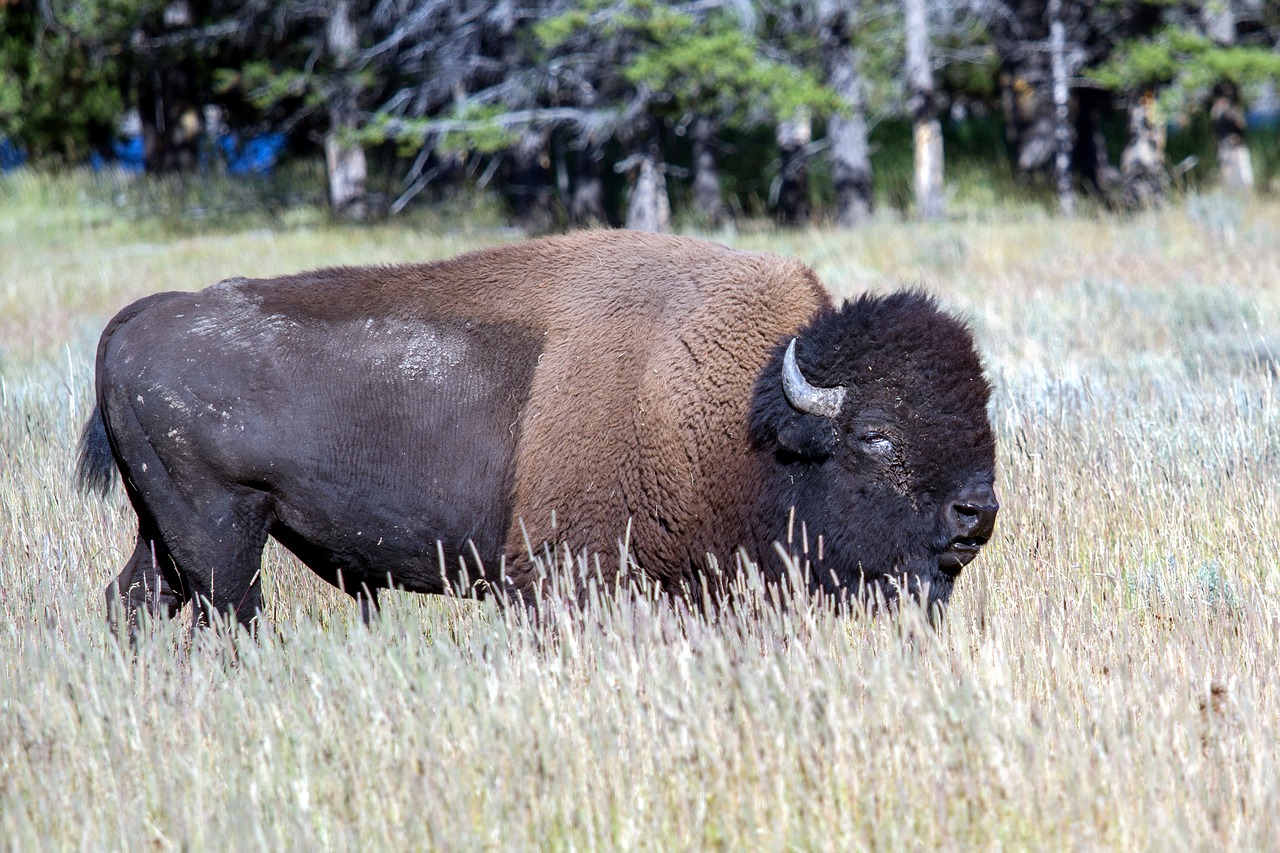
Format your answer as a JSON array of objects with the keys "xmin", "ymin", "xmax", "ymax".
[
  {"xmin": 106, "ymin": 529, "xmax": 189, "ymax": 641},
  {"xmin": 181, "ymin": 497, "xmax": 272, "ymax": 635},
  {"xmin": 120, "ymin": 478, "xmax": 273, "ymax": 637}
]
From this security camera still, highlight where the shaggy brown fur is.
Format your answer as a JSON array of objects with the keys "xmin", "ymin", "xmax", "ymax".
[{"xmin": 256, "ymin": 231, "xmax": 828, "ymax": 592}]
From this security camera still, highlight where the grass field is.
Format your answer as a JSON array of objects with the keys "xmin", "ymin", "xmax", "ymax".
[{"xmin": 3, "ymin": 170, "xmax": 1279, "ymax": 849}]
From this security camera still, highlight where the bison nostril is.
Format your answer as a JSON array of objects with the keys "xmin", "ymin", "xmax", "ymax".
[{"xmin": 950, "ymin": 500, "xmax": 998, "ymax": 541}]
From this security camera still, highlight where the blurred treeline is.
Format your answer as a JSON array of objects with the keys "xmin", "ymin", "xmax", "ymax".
[{"xmin": 3, "ymin": 0, "xmax": 1280, "ymax": 228}]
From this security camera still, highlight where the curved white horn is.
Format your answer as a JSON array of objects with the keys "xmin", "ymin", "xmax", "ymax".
[{"xmin": 782, "ymin": 338, "xmax": 846, "ymax": 418}]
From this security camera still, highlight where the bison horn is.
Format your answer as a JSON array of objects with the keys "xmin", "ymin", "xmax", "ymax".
[{"xmin": 782, "ymin": 338, "xmax": 846, "ymax": 418}]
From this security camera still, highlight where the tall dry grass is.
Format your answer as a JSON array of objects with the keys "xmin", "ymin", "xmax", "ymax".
[{"xmin": 3, "ymin": 172, "xmax": 1279, "ymax": 849}]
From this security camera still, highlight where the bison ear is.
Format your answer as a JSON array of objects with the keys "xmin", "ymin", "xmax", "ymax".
[{"xmin": 775, "ymin": 416, "xmax": 837, "ymax": 461}]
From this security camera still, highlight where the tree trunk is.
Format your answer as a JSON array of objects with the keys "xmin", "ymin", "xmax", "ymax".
[
  {"xmin": 821, "ymin": 2, "xmax": 873, "ymax": 227},
  {"xmin": 988, "ymin": 2, "xmax": 1055, "ymax": 178},
  {"xmin": 1201, "ymin": 2, "xmax": 1253, "ymax": 193},
  {"xmin": 774, "ymin": 113, "xmax": 811, "ymax": 226},
  {"xmin": 829, "ymin": 110, "xmax": 874, "ymax": 227},
  {"xmin": 569, "ymin": 87, "xmax": 608, "ymax": 227},
  {"xmin": 905, "ymin": 0, "xmax": 943, "ymax": 220},
  {"xmin": 1074, "ymin": 87, "xmax": 1119, "ymax": 194},
  {"xmin": 624, "ymin": 124, "xmax": 670, "ymax": 233},
  {"xmin": 324, "ymin": 0, "xmax": 368, "ymax": 221},
  {"xmin": 569, "ymin": 142, "xmax": 607, "ymax": 227},
  {"xmin": 1048, "ymin": 0, "xmax": 1074, "ymax": 216},
  {"xmin": 325, "ymin": 128, "xmax": 367, "ymax": 219},
  {"xmin": 149, "ymin": 66, "xmax": 202, "ymax": 173},
  {"xmin": 690, "ymin": 116, "xmax": 724, "ymax": 227},
  {"xmin": 625, "ymin": 155, "xmax": 670, "ymax": 233},
  {"xmin": 1202, "ymin": 0, "xmax": 1235, "ymax": 46},
  {"xmin": 138, "ymin": 3, "xmax": 202, "ymax": 174},
  {"xmin": 1119, "ymin": 91, "xmax": 1167, "ymax": 209},
  {"xmin": 505, "ymin": 128, "xmax": 557, "ymax": 232},
  {"xmin": 1212, "ymin": 83, "xmax": 1253, "ymax": 192},
  {"xmin": 998, "ymin": 66, "xmax": 1055, "ymax": 174}
]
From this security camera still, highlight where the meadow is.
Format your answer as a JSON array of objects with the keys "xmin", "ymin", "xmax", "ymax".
[{"xmin": 2, "ymin": 171, "xmax": 1279, "ymax": 850}]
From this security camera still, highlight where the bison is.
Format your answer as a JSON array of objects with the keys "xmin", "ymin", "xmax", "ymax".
[{"xmin": 77, "ymin": 230, "xmax": 998, "ymax": 631}]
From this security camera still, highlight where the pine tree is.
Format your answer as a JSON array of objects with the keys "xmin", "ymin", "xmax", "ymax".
[
  {"xmin": 531, "ymin": 1, "xmax": 837, "ymax": 230},
  {"xmin": 1091, "ymin": 11, "xmax": 1280, "ymax": 204},
  {"xmin": 0, "ymin": 0, "xmax": 128, "ymax": 163}
]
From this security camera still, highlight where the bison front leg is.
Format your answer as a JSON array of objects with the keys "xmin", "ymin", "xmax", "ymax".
[{"xmin": 105, "ymin": 530, "xmax": 189, "ymax": 641}]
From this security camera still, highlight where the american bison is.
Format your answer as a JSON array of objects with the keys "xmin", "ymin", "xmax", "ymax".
[{"xmin": 77, "ymin": 230, "xmax": 998, "ymax": 630}]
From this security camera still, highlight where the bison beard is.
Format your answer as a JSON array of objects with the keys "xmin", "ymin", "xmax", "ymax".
[{"xmin": 77, "ymin": 231, "xmax": 998, "ymax": 633}]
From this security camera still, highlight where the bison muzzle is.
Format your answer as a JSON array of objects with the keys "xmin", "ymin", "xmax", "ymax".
[{"xmin": 77, "ymin": 231, "xmax": 998, "ymax": 631}]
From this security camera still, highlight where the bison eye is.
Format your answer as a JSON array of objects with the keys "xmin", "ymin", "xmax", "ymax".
[{"xmin": 859, "ymin": 431, "xmax": 895, "ymax": 453}]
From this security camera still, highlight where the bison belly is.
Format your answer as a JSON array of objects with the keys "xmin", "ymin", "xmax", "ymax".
[{"xmin": 99, "ymin": 287, "xmax": 542, "ymax": 596}]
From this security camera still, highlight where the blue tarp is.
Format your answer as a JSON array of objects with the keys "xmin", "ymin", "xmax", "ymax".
[
  {"xmin": 85, "ymin": 131, "xmax": 286, "ymax": 175},
  {"xmin": 1246, "ymin": 107, "xmax": 1280, "ymax": 130},
  {"xmin": 217, "ymin": 132, "xmax": 287, "ymax": 175},
  {"xmin": 87, "ymin": 135, "xmax": 145, "ymax": 172},
  {"xmin": 0, "ymin": 138, "xmax": 26, "ymax": 171}
]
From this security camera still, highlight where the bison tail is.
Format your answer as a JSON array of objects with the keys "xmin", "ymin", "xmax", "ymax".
[{"xmin": 76, "ymin": 404, "xmax": 117, "ymax": 495}]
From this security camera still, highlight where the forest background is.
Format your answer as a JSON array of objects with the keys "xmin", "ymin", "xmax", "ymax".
[{"xmin": 6, "ymin": 0, "xmax": 1280, "ymax": 229}]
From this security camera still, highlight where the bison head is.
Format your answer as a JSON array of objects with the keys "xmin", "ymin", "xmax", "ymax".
[{"xmin": 749, "ymin": 290, "xmax": 998, "ymax": 610}]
